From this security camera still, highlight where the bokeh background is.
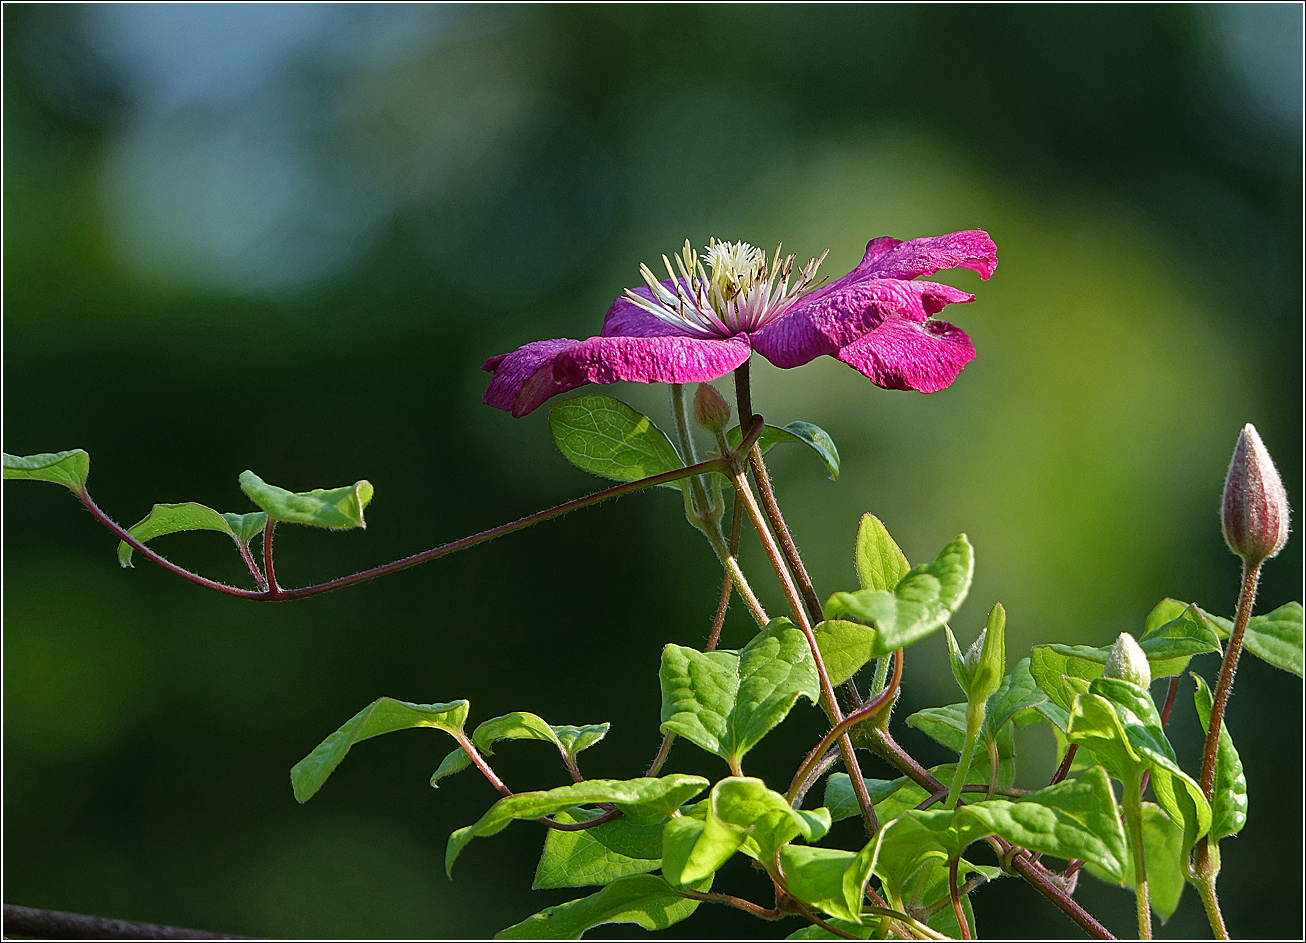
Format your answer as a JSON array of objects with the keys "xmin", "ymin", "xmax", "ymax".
[{"xmin": 4, "ymin": 4, "xmax": 1301, "ymax": 939}]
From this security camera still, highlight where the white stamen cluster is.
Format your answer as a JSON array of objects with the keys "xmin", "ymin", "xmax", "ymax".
[{"xmin": 623, "ymin": 238, "xmax": 828, "ymax": 337}]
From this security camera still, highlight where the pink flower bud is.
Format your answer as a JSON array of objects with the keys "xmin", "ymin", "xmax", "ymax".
[
  {"xmin": 1222, "ymin": 423, "xmax": 1290, "ymax": 567},
  {"xmin": 694, "ymin": 383, "xmax": 731, "ymax": 433}
]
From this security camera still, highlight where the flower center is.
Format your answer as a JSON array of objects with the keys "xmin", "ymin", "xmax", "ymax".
[{"xmin": 623, "ymin": 238, "xmax": 827, "ymax": 338}]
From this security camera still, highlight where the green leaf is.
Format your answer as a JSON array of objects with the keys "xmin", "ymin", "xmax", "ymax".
[
  {"xmin": 813, "ymin": 620, "xmax": 879, "ymax": 688},
  {"xmin": 823, "ymin": 774, "xmax": 912, "ymax": 824},
  {"xmin": 292, "ymin": 698, "xmax": 469, "ymax": 802},
  {"xmin": 710, "ymin": 777, "xmax": 829, "ymax": 860},
  {"xmin": 496, "ymin": 873, "xmax": 708, "ymax": 939},
  {"xmin": 239, "ymin": 470, "xmax": 373, "ymax": 529},
  {"xmin": 906, "ymin": 704, "xmax": 1016, "ymax": 787},
  {"xmin": 786, "ymin": 918, "xmax": 881, "ymax": 939},
  {"xmin": 869, "ymin": 810, "xmax": 991, "ymax": 902},
  {"xmin": 1029, "ymin": 645, "xmax": 1105, "ymax": 723},
  {"xmin": 473, "ymin": 713, "xmax": 609, "ymax": 762},
  {"xmin": 116, "ymin": 502, "xmax": 268, "ymax": 567},
  {"xmin": 3, "ymin": 449, "xmax": 90, "ymax": 492},
  {"xmin": 446, "ymin": 775, "xmax": 708, "ymax": 876},
  {"xmin": 550, "ymin": 395, "xmax": 686, "ymax": 490},
  {"xmin": 1065, "ymin": 693, "xmax": 1143, "ymax": 781},
  {"xmin": 1082, "ymin": 678, "xmax": 1212, "ymax": 853},
  {"xmin": 1191, "ymin": 674, "xmax": 1247, "ymax": 843},
  {"xmin": 1199, "ymin": 602, "xmax": 1304, "ymax": 678},
  {"xmin": 1085, "ymin": 802, "xmax": 1186, "ymax": 923},
  {"xmin": 584, "ymin": 814, "xmax": 667, "ymax": 861},
  {"xmin": 534, "ymin": 809, "xmax": 660, "ymax": 890},
  {"xmin": 659, "ymin": 618, "xmax": 819, "ymax": 768},
  {"xmin": 960, "ymin": 767, "xmax": 1128, "ymax": 884},
  {"xmin": 984, "ymin": 659, "xmax": 1048, "ymax": 735},
  {"xmin": 1136, "ymin": 604, "xmax": 1222, "ymax": 676},
  {"xmin": 854, "ymin": 513, "xmax": 911, "ymax": 592},
  {"xmin": 660, "ymin": 803, "xmax": 744, "ymax": 887},
  {"xmin": 823, "ymin": 535, "xmax": 974, "ymax": 656},
  {"xmin": 726, "ymin": 421, "xmax": 841, "ymax": 480},
  {"xmin": 779, "ymin": 842, "xmax": 878, "ymax": 923}
]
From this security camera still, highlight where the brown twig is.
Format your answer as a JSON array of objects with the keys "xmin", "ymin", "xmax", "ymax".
[{"xmin": 2, "ymin": 904, "xmax": 244, "ymax": 940}]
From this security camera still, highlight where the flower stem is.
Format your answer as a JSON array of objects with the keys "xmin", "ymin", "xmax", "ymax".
[
  {"xmin": 1192, "ymin": 857, "xmax": 1230, "ymax": 940},
  {"xmin": 1200, "ymin": 560, "xmax": 1261, "ymax": 800},
  {"xmin": 1122, "ymin": 771, "xmax": 1152, "ymax": 939},
  {"xmin": 945, "ymin": 704, "xmax": 984, "ymax": 810},
  {"xmin": 733, "ymin": 362, "xmax": 824, "ymax": 623},
  {"xmin": 669, "ymin": 384, "xmax": 713, "ymax": 519},
  {"xmin": 1191, "ymin": 559, "xmax": 1260, "ymax": 939},
  {"xmin": 729, "ymin": 461, "xmax": 877, "ymax": 835}
]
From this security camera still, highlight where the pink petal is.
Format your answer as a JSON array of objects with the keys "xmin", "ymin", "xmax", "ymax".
[
  {"xmin": 555, "ymin": 334, "xmax": 752, "ymax": 387},
  {"xmin": 834, "ymin": 316, "xmax": 975, "ymax": 393},
  {"xmin": 601, "ymin": 282, "xmax": 700, "ymax": 338},
  {"xmin": 482, "ymin": 338, "xmax": 589, "ymax": 417},
  {"xmin": 751, "ymin": 280, "xmax": 972, "ymax": 369},
  {"xmin": 856, "ymin": 230, "xmax": 998, "ymax": 281}
]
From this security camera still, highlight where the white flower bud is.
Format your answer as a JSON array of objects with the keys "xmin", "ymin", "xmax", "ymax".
[{"xmin": 1103, "ymin": 632, "xmax": 1151, "ymax": 689}]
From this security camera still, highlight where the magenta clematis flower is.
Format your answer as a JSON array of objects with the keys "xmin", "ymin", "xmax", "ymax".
[{"xmin": 483, "ymin": 230, "xmax": 997, "ymax": 417}]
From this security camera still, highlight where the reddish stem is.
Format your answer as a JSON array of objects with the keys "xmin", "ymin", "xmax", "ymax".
[
  {"xmin": 950, "ymin": 857, "xmax": 973, "ymax": 940},
  {"xmin": 74, "ymin": 450, "xmax": 745, "ymax": 602}
]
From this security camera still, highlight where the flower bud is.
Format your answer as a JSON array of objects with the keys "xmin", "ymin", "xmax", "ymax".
[
  {"xmin": 1222, "ymin": 423, "xmax": 1290, "ymax": 567},
  {"xmin": 963, "ymin": 628, "xmax": 987, "ymax": 676},
  {"xmin": 694, "ymin": 383, "xmax": 731, "ymax": 433},
  {"xmin": 1103, "ymin": 632, "xmax": 1151, "ymax": 689}
]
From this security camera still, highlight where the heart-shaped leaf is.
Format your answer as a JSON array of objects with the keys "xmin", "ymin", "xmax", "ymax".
[
  {"xmin": 550, "ymin": 395, "xmax": 687, "ymax": 490},
  {"xmin": 659, "ymin": 618, "xmax": 819, "ymax": 769}
]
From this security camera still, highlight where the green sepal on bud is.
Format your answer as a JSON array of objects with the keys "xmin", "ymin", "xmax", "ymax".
[
  {"xmin": 1221, "ymin": 423, "xmax": 1290, "ymax": 567},
  {"xmin": 945, "ymin": 603, "xmax": 1006, "ymax": 704},
  {"xmin": 1103, "ymin": 632, "xmax": 1152, "ymax": 689},
  {"xmin": 693, "ymin": 383, "xmax": 731, "ymax": 434}
]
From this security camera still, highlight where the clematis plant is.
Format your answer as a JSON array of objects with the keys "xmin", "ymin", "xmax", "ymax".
[{"xmin": 5, "ymin": 230, "xmax": 1301, "ymax": 942}]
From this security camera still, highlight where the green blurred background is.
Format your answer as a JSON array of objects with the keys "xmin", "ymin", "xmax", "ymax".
[{"xmin": 4, "ymin": 4, "xmax": 1301, "ymax": 938}]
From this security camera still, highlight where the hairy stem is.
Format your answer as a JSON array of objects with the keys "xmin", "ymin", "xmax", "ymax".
[
  {"xmin": 262, "ymin": 517, "xmax": 280, "ymax": 595},
  {"xmin": 674, "ymin": 889, "xmax": 781, "ymax": 920},
  {"xmin": 451, "ymin": 732, "xmax": 513, "ymax": 798},
  {"xmin": 733, "ymin": 362, "xmax": 824, "ymax": 623},
  {"xmin": 729, "ymin": 460, "xmax": 877, "ymax": 835},
  {"xmin": 77, "ymin": 450, "xmax": 748, "ymax": 602},
  {"xmin": 945, "ymin": 704, "xmax": 984, "ymax": 810},
  {"xmin": 1192, "ymin": 560, "xmax": 1260, "ymax": 938},
  {"xmin": 787, "ymin": 648, "xmax": 902, "ymax": 803},
  {"xmin": 1200, "ymin": 560, "xmax": 1261, "ymax": 799}
]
